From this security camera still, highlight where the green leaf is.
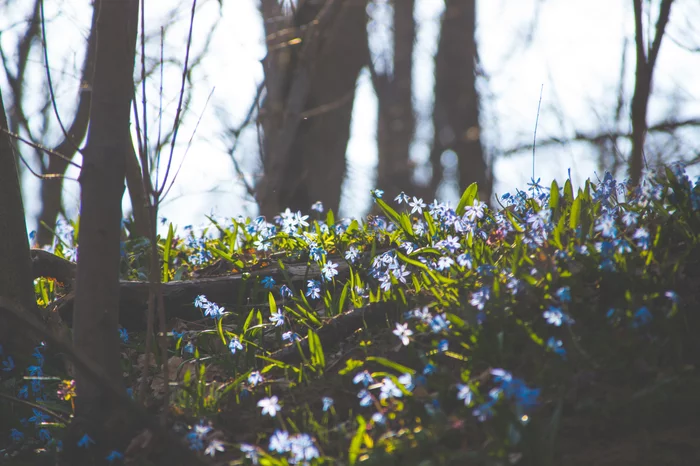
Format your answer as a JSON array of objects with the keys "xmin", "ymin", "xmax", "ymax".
[
  {"xmin": 216, "ymin": 316, "xmax": 227, "ymax": 346},
  {"xmin": 563, "ymin": 178, "xmax": 574, "ymax": 202},
  {"xmin": 348, "ymin": 416, "xmax": 367, "ymax": 466},
  {"xmin": 569, "ymin": 196, "xmax": 581, "ymax": 230},
  {"xmin": 456, "ymin": 182, "xmax": 479, "ymax": 216},
  {"xmin": 308, "ymin": 329, "xmax": 325, "ymax": 369},
  {"xmin": 549, "ymin": 180, "xmax": 560, "ymax": 212},
  {"xmin": 210, "ymin": 246, "xmax": 235, "ymax": 263},
  {"xmin": 338, "ymin": 281, "xmax": 349, "ymax": 315},
  {"xmin": 162, "ymin": 223, "xmax": 174, "ymax": 282},
  {"xmin": 374, "ymin": 197, "xmax": 402, "ymax": 227},
  {"xmin": 339, "ymin": 358, "xmax": 364, "ymax": 375},
  {"xmin": 366, "ymin": 356, "xmax": 416, "ymax": 375},
  {"xmin": 268, "ymin": 291, "xmax": 277, "ymax": 315},
  {"xmin": 242, "ymin": 308, "xmax": 257, "ymax": 335}
]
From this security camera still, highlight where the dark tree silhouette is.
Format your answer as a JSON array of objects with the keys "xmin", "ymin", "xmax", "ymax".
[
  {"xmin": 65, "ymin": 0, "xmax": 139, "ymax": 461},
  {"xmin": 256, "ymin": 0, "xmax": 369, "ymax": 218},
  {"xmin": 372, "ymin": 0, "xmax": 416, "ymax": 200},
  {"xmin": 0, "ymin": 83, "xmax": 39, "ymax": 436},
  {"xmin": 630, "ymin": 0, "xmax": 674, "ymax": 185},
  {"xmin": 431, "ymin": 0, "xmax": 490, "ymax": 201}
]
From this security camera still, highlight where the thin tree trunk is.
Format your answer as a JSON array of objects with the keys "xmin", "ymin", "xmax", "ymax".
[
  {"xmin": 430, "ymin": 0, "xmax": 489, "ymax": 202},
  {"xmin": 0, "ymin": 83, "xmax": 39, "ymax": 367},
  {"xmin": 0, "ymin": 80, "xmax": 40, "ymax": 438},
  {"xmin": 374, "ymin": 0, "xmax": 416, "ymax": 200},
  {"xmin": 35, "ymin": 11, "xmax": 98, "ymax": 246},
  {"xmin": 67, "ymin": 0, "xmax": 139, "ymax": 461},
  {"xmin": 257, "ymin": 0, "xmax": 368, "ymax": 218},
  {"xmin": 629, "ymin": 0, "xmax": 673, "ymax": 185}
]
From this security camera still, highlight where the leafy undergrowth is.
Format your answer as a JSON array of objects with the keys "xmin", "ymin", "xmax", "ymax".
[{"xmin": 2, "ymin": 163, "xmax": 700, "ymax": 465}]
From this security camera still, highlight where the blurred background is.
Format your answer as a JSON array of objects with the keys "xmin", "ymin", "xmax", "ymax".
[{"xmin": 1, "ymin": 0, "xmax": 698, "ymax": 244}]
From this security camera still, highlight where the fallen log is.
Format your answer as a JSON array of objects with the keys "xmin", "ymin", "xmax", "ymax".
[{"xmin": 31, "ymin": 248, "xmax": 352, "ymax": 330}]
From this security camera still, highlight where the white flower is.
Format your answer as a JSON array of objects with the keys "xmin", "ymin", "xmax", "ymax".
[
  {"xmin": 204, "ymin": 439, "xmax": 225, "ymax": 457},
  {"xmin": 228, "ymin": 337, "xmax": 244, "ymax": 354},
  {"xmin": 257, "ymin": 396, "xmax": 281, "ymax": 417},
  {"xmin": 379, "ymin": 377, "xmax": 403, "ymax": 399},
  {"xmin": 392, "ymin": 323, "xmax": 413, "ymax": 346},
  {"xmin": 457, "ymin": 384, "xmax": 473, "ymax": 406}
]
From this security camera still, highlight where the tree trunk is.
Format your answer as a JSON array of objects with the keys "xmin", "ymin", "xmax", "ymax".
[
  {"xmin": 374, "ymin": 0, "xmax": 416, "ymax": 200},
  {"xmin": 0, "ymin": 80, "xmax": 40, "ymax": 438},
  {"xmin": 66, "ymin": 0, "xmax": 139, "ymax": 460},
  {"xmin": 257, "ymin": 0, "xmax": 369, "ymax": 218},
  {"xmin": 0, "ymin": 78, "xmax": 40, "ymax": 393},
  {"xmin": 430, "ymin": 0, "xmax": 490, "ymax": 202},
  {"xmin": 35, "ymin": 11, "xmax": 98, "ymax": 246},
  {"xmin": 629, "ymin": 0, "xmax": 673, "ymax": 186}
]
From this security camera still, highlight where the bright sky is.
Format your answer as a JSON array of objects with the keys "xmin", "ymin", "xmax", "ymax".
[{"xmin": 2, "ymin": 0, "xmax": 699, "ymax": 233}]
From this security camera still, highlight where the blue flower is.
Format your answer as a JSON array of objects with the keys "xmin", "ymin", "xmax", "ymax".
[
  {"xmin": 248, "ymin": 371, "xmax": 264, "ymax": 387},
  {"xmin": 119, "ymin": 327, "xmax": 129, "ymax": 344},
  {"xmin": 322, "ymin": 397, "xmax": 334, "ymax": 412},
  {"xmin": 38, "ymin": 428, "xmax": 51, "ymax": 442},
  {"xmin": 77, "ymin": 434, "xmax": 95, "ymax": 448},
  {"xmin": 205, "ymin": 439, "xmax": 225, "ymax": 457},
  {"xmin": 344, "ymin": 246, "xmax": 360, "ymax": 263},
  {"xmin": 282, "ymin": 331, "xmax": 301, "ymax": 343},
  {"xmin": 394, "ymin": 192, "xmax": 410, "ymax": 204},
  {"xmin": 228, "ymin": 337, "xmax": 244, "ymax": 354},
  {"xmin": 32, "ymin": 347, "xmax": 44, "ymax": 366},
  {"xmin": 29, "ymin": 408, "xmax": 50, "ymax": 426},
  {"xmin": 372, "ymin": 189, "xmax": 384, "ymax": 199},
  {"xmin": 321, "ymin": 261, "xmax": 339, "ymax": 281},
  {"xmin": 2, "ymin": 356, "xmax": 15, "ymax": 371},
  {"xmin": 632, "ymin": 228, "xmax": 650, "ymax": 250},
  {"xmin": 261, "ymin": 276, "xmax": 276, "ymax": 289},
  {"xmin": 379, "ymin": 377, "xmax": 403, "ymax": 400},
  {"xmin": 357, "ymin": 389, "xmax": 373, "ymax": 407},
  {"xmin": 547, "ymin": 337, "xmax": 566, "ymax": 359},
  {"xmin": 555, "ymin": 286, "xmax": 571, "ymax": 303},
  {"xmin": 311, "ymin": 201, "xmax": 324, "ymax": 213},
  {"xmin": 269, "ymin": 430, "xmax": 291, "ymax": 453},
  {"xmin": 279, "ymin": 285, "xmax": 293, "ymax": 298},
  {"xmin": 268, "ymin": 305, "xmax": 284, "ymax": 325},
  {"xmin": 240, "ymin": 444, "xmax": 260, "ymax": 463},
  {"xmin": 543, "ymin": 306, "xmax": 564, "ymax": 326},
  {"xmin": 632, "ymin": 306, "xmax": 652, "ymax": 328},
  {"xmin": 457, "ymin": 384, "xmax": 473, "ymax": 406},
  {"xmin": 289, "ymin": 433, "xmax": 319, "ymax": 463},
  {"xmin": 353, "ymin": 370, "xmax": 374, "ymax": 387},
  {"xmin": 9, "ymin": 428, "xmax": 23, "ymax": 442},
  {"xmin": 105, "ymin": 450, "xmax": 124, "ymax": 463},
  {"xmin": 305, "ymin": 280, "xmax": 321, "ymax": 300}
]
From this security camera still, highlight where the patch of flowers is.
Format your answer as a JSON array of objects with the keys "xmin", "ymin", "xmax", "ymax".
[{"xmin": 3, "ymin": 163, "xmax": 700, "ymax": 464}]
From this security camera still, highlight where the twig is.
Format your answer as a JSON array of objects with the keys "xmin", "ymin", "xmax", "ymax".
[{"xmin": 532, "ymin": 84, "xmax": 544, "ymax": 181}]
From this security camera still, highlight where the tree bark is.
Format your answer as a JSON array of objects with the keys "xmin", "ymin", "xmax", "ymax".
[
  {"xmin": 35, "ymin": 11, "xmax": 98, "ymax": 246},
  {"xmin": 374, "ymin": 0, "xmax": 416, "ymax": 200},
  {"xmin": 0, "ymin": 82, "xmax": 39, "ymax": 366},
  {"xmin": 430, "ymin": 0, "xmax": 490, "ymax": 202},
  {"xmin": 257, "ymin": 0, "xmax": 369, "ymax": 218},
  {"xmin": 67, "ymin": 0, "xmax": 139, "ymax": 460},
  {"xmin": 629, "ymin": 0, "xmax": 673, "ymax": 186},
  {"xmin": 0, "ymin": 78, "xmax": 39, "ymax": 439}
]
